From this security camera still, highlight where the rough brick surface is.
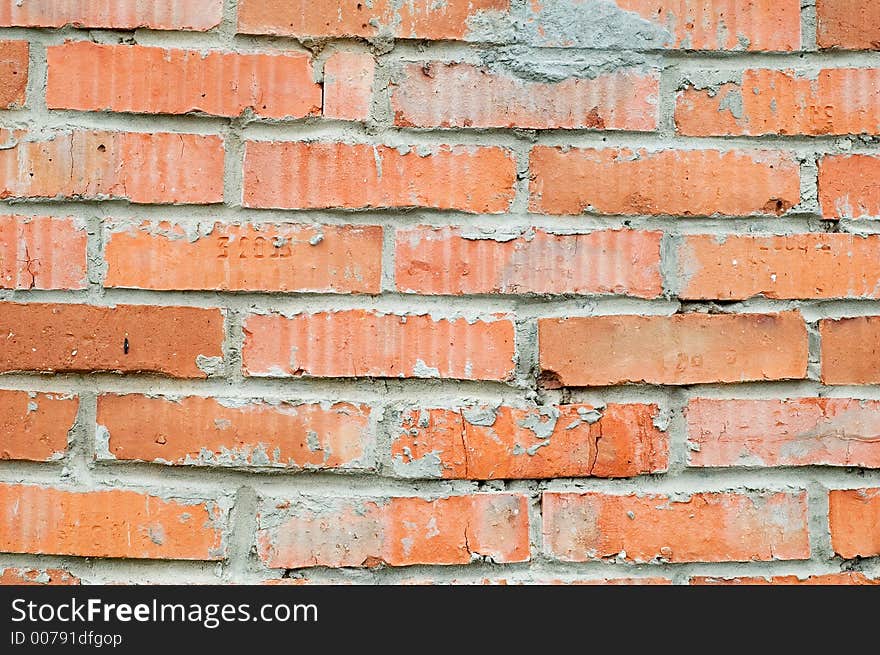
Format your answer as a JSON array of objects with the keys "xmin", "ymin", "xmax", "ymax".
[
  {"xmin": 323, "ymin": 51, "xmax": 375, "ymax": 122},
  {"xmin": 543, "ymin": 491, "xmax": 810, "ymax": 563},
  {"xmin": 817, "ymin": 0, "xmax": 880, "ymax": 49},
  {"xmin": 819, "ymin": 155, "xmax": 880, "ymax": 219},
  {"xmin": 0, "ymin": 390, "xmax": 77, "ymax": 461},
  {"xmin": 539, "ymin": 312, "xmax": 808, "ymax": 387},
  {"xmin": 0, "ymin": 215, "xmax": 87, "ymax": 290},
  {"xmin": 0, "ymin": 568, "xmax": 80, "ymax": 585},
  {"xmin": 97, "ymin": 394, "xmax": 372, "ymax": 470},
  {"xmin": 820, "ymin": 317, "xmax": 880, "ymax": 384},
  {"xmin": 257, "ymin": 493, "xmax": 529, "ymax": 568},
  {"xmin": 828, "ymin": 488, "xmax": 880, "ymax": 558},
  {"xmin": 691, "ymin": 573, "xmax": 880, "ymax": 585},
  {"xmin": 0, "ymin": 0, "xmax": 223, "ymax": 30},
  {"xmin": 392, "ymin": 403, "xmax": 667, "ymax": 479},
  {"xmin": 0, "ymin": 40, "xmax": 26, "ymax": 108}
]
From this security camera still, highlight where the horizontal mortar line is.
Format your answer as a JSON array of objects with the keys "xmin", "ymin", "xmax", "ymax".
[{"xmin": 565, "ymin": 380, "xmax": 880, "ymax": 402}]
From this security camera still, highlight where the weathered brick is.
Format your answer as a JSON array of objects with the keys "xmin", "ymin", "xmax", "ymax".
[
  {"xmin": 243, "ymin": 310, "xmax": 515, "ymax": 381},
  {"xmin": 0, "ymin": 215, "xmax": 87, "ymax": 290},
  {"xmin": 0, "ymin": 0, "xmax": 223, "ymax": 30},
  {"xmin": 543, "ymin": 490, "xmax": 810, "ymax": 563},
  {"xmin": 238, "ymin": 0, "xmax": 509, "ymax": 40},
  {"xmin": 686, "ymin": 398, "xmax": 880, "ymax": 468},
  {"xmin": 0, "ymin": 40, "xmax": 27, "ymax": 108},
  {"xmin": 539, "ymin": 312, "xmax": 808, "ymax": 387},
  {"xmin": 323, "ymin": 51, "xmax": 375, "ymax": 122},
  {"xmin": 829, "ymin": 488, "xmax": 880, "ymax": 558},
  {"xmin": 0, "ymin": 568, "xmax": 80, "ymax": 585},
  {"xmin": 0, "ymin": 390, "xmax": 77, "ymax": 462},
  {"xmin": 530, "ymin": 147, "xmax": 800, "ymax": 216},
  {"xmin": 257, "ymin": 493, "xmax": 529, "ymax": 568},
  {"xmin": 677, "ymin": 69, "xmax": 880, "ymax": 136},
  {"xmin": 817, "ymin": 0, "xmax": 880, "ymax": 49},
  {"xmin": 819, "ymin": 155, "xmax": 880, "ymax": 219},
  {"xmin": 104, "ymin": 221, "xmax": 382, "ymax": 294},
  {"xmin": 679, "ymin": 234, "xmax": 880, "ymax": 300},
  {"xmin": 0, "ymin": 130, "xmax": 224, "ymax": 205},
  {"xmin": 691, "ymin": 573, "xmax": 880, "ymax": 585},
  {"xmin": 395, "ymin": 227, "xmax": 662, "ymax": 297},
  {"xmin": 97, "ymin": 394, "xmax": 372, "ymax": 470},
  {"xmin": 0, "ymin": 303, "xmax": 224, "ymax": 378},
  {"xmin": 820, "ymin": 317, "xmax": 880, "ymax": 385},
  {"xmin": 392, "ymin": 403, "xmax": 668, "ymax": 479},
  {"xmin": 392, "ymin": 61, "xmax": 659, "ymax": 130},
  {"xmin": 47, "ymin": 42, "xmax": 321, "ymax": 119},
  {"xmin": 0, "ymin": 484, "xmax": 226, "ymax": 560},
  {"xmin": 243, "ymin": 141, "xmax": 515, "ymax": 213}
]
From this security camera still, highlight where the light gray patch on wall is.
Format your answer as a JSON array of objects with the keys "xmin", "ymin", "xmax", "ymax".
[
  {"xmin": 480, "ymin": 46, "xmax": 652, "ymax": 83},
  {"xmin": 718, "ymin": 88, "xmax": 744, "ymax": 119},
  {"xmin": 462, "ymin": 406, "xmax": 498, "ymax": 427},
  {"xmin": 518, "ymin": 406, "xmax": 561, "ymax": 439},
  {"xmin": 392, "ymin": 449, "xmax": 444, "ymax": 478}
]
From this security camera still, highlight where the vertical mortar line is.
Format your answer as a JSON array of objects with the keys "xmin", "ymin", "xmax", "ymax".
[
  {"xmin": 66, "ymin": 390, "xmax": 97, "ymax": 485},
  {"xmin": 219, "ymin": 0, "xmax": 239, "ymax": 43},
  {"xmin": 806, "ymin": 318, "xmax": 822, "ymax": 382},
  {"xmin": 367, "ymin": 45, "xmax": 395, "ymax": 135},
  {"xmin": 806, "ymin": 481, "xmax": 833, "ymax": 565},
  {"xmin": 798, "ymin": 155, "xmax": 821, "ymax": 219},
  {"xmin": 663, "ymin": 387, "xmax": 690, "ymax": 477},
  {"xmin": 659, "ymin": 231, "xmax": 683, "ymax": 299},
  {"xmin": 223, "ymin": 120, "xmax": 245, "ymax": 209},
  {"xmin": 510, "ymin": 135, "xmax": 533, "ymax": 216},
  {"xmin": 224, "ymin": 307, "xmax": 246, "ymax": 384},
  {"xmin": 372, "ymin": 400, "xmax": 396, "ymax": 478},
  {"xmin": 381, "ymin": 223, "xmax": 397, "ymax": 292},
  {"xmin": 801, "ymin": 0, "xmax": 818, "ymax": 52},
  {"xmin": 24, "ymin": 36, "xmax": 46, "ymax": 113},
  {"xmin": 85, "ymin": 213, "xmax": 107, "ymax": 300},
  {"xmin": 223, "ymin": 484, "xmax": 260, "ymax": 582},
  {"xmin": 657, "ymin": 54, "xmax": 679, "ymax": 138}
]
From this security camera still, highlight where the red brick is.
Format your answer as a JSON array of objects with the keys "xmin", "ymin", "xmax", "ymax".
[
  {"xmin": 820, "ymin": 317, "xmax": 880, "ymax": 385},
  {"xmin": 0, "ymin": 41, "xmax": 27, "ymax": 108},
  {"xmin": 829, "ymin": 488, "xmax": 880, "ymax": 558},
  {"xmin": 238, "ymin": 0, "xmax": 509, "ymax": 40},
  {"xmin": 395, "ymin": 227, "xmax": 662, "ymax": 297},
  {"xmin": 0, "ymin": 568, "xmax": 79, "ymax": 585},
  {"xmin": 677, "ymin": 69, "xmax": 880, "ymax": 137},
  {"xmin": 817, "ymin": 0, "xmax": 880, "ymax": 49},
  {"xmin": 0, "ymin": 303, "xmax": 223, "ymax": 378},
  {"xmin": 97, "ymin": 394, "xmax": 372, "ymax": 470},
  {"xmin": 242, "ymin": 310, "xmax": 515, "ymax": 381},
  {"xmin": 0, "ymin": 215, "xmax": 87, "ymax": 290},
  {"xmin": 323, "ymin": 51, "xmax": 375, "ymax": 122},
  {"xmin": 104, "ymin": 221, "xmax": 382, "ymax": 294},
  {"xmin": 530, "ymin": 147, "xmax": 800, "ymax": 216},
  {"xmin": 0, "ymin": 483, "xmax": 226, "ymax": 560},
  {"xmin": 392, "ymin": 403, "xmax": 667, "ymax": 479},
  {"xmin": 543, "ymin": 490, "xmax": 810, "ymax": 563},
  {"xmin": 399, "ymin": 576, "xmax": 673, "ymax": 585},
  {"xmin": 0, "ymin": 390, "xmax": 76, "ymax": 462},
  {"xmin": 539, "ymin": 312, "xmax": 808, "ymax": 387},
  {"xmin": 47, "ymin": 42, "xmax": 321, "ymax": 120},
  {"xmin": 392, "ymin": 62, "xmax": 659, "ymax": 130},
  {"xmin": 686, "ymin": 398, "xmax": 880, "ymax": 468},
  {"xmin": 257, "ymin": 493, "xmax": 529, "ymax": 568},
  {"xmin": 530, "ymin": 0, "xmax": 801, "ymax": 51},
  {"xmin": 819, "ymin": 155, "xmax": 880, "ymax": 219},
  {"xmin": 0, "ymin": 130, "xmax": 224, "ymax": 205},
  {"xmin": 0, "ymin": 0, "xmax": 223, "ymax": 30},
  {"xmin": 692, "ymin": 573, "xmax": 880, "ymax": 585},
  {"xmin": 679, "ymin": 234, "xmax": 880, "ymax": 300},
  {"xmin": 243, "ymin": 141, "xmax": 515, "ymax": 213}
]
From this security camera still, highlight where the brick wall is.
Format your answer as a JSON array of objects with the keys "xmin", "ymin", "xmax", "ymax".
[{"xmin": 0, "ymin": 0, "xmax": 879, "ymax": 585}]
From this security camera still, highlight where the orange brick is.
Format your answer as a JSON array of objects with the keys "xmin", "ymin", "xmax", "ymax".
[
  {"xmin": 257, "ymin": 493, "xmax": 529, "ymax": 568},
  {"xmin": 817, "ymin": 0, "xmax": 880, "ymax": 49},
  {"xmin": 0, "ymin": 0, "xmax": 223, "ymax": 30},
  {"xmin": 530, "ymin": 147, "xmax": 800, "ymax": 216},
  {"xmin": 392, "ymin": 403, "xmax": 667, "ymax": 479},
  {"xmin": 0, "ymin": 303, "xmax": 223, "ymax": 378},
  {"xmin": 0, "ymin": 215, "xmax": 87, "ymax": 290},
  {"xmin": 395, "ymin": 227, "xmax": 662, "ymax": 297},
  {"xmin": 829, "ymin": 488, "xmax": 880, "ymax": 558},
  {"xmin": 398, "ymin": 576, "xmax": 673, "ymax": 585},
  {"xmin": 242, "ymin": 310, "xmax": 515, "ymax": 381},
  {"xmin": 0, "ymin": 130, "xmax": 224, "ymax": 205},
  {"xmin": 539, "ymin": 312, "xmax": 808, "ymax": 387},
  {"xmin": 820, "ymin": 317, "xmax": 880, "ymax": 384},
  {"xmin": 686, "ymin": 398, "xmax": 880, "ymax": 468},
  {"xmin": 679, "ymin": 234, "xmax": 880, "ymax": 300},
  {"xmin": 243, "ymin": 141, "xmax": 515, "ymax": 213},
  {"xmin": 238, "ymin": 0, "xmax": 509, "ymax": 39},
  {"xmin": 677, "ymin": 69, "xmax": 880, "ymax": 137},
  {"xmin": 104, "ymin": 221, "xmax": 382, "ymax": 294},
  {"xmin": 392, "ymin": 62, "xmax": 659, "ymax": 130},
  {"xmin": 543, "ymin": 490, "xmax": 810, "ymax": 563},
  {"xmin": 819, "ymin": 155, "xmax": 880, "ymax": 219},
  {"xmin": 529, "ymin": 0, "xmax": 800, "ymax": 51},
  {"xmin": 0, "ymin": 483, "xmax": 226, "ymax": 560},
  {"xmin": 0, "ymin": 41, "xmax": 27, "ymax": 108},
  {"xmin": 47, "ymin": 42, "xmax": 321, "ymax": 119},
  {"xmin": 691, "ymin": 573, "xmax": 880, "ymax": 585},
  {"xmin": 323, "ymin": 51, "xmax": 375, "ymax": 121},
  {"xmin": 0, "ymin": 568, "xmax": 79, "ymax": 585},
  {"xmin": 0, "ymin": 390, "xmax": 76, "ymax": 462},
  {"xmin": 97, "ymin": 394, "xmax": 372, "ymax": 470}
]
